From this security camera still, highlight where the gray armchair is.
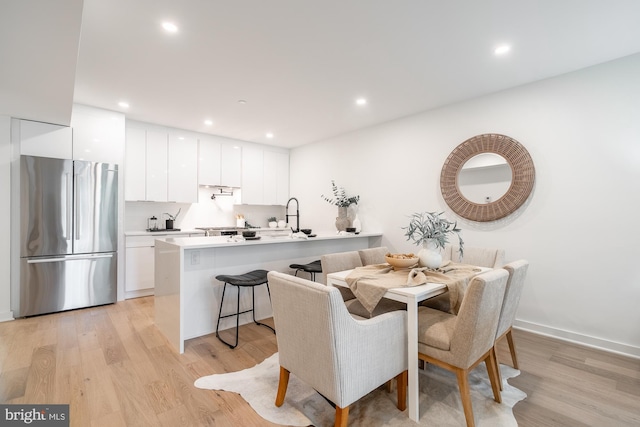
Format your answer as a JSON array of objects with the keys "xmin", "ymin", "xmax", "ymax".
[
  {"xmin": 269, "ymin": 271, "xmax": 407, "ymax": 427},
  {"xmin": 417, "ymin": 268, "xmax": 508, "ymax": 427},
  {"xmin": 493, "ymin": 259, "xmax": 529, "ymax": 389},
  {"xmin": 358, "ymin": 246, "xmax": 389, "ymax": 265},
  {"xmin": 442, "ymin": 245, "xmax": 505, "ymax": 268},
  {"xmin": 423, "ymin": 246, "xmax": 506, "ymax": 313}
]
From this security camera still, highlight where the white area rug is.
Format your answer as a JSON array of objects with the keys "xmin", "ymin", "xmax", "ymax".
[{"xmin": 195, "ymin": 353, "xmax": 526, "ymax": 426}]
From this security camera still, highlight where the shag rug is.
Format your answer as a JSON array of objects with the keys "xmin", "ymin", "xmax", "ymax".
[{"xmin": 195, "ymin": 353, "xmax": 526, "ymax": 426}]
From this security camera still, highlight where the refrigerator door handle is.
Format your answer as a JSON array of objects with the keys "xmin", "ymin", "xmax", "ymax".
[
  {"xmin": 26, "ymin": 253, "xmax": 115, "ymax": 264},
  {"xmin": 74, "ymin": 171, "xmax": 80, "ymax": 240},
  {"xmin": 65, "ymin": 172, "xmax": 72, "ymax": 240}
]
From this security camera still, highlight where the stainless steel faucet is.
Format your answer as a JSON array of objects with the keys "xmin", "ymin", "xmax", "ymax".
[{"xmin": 285, "ymin": 197, "xmax": 299, "ymax": 232}]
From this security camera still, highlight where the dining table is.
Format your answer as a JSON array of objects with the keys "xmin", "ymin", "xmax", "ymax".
[{"xmin": 326, "ymin": 264, "xmax": 490, "ymax": 422}]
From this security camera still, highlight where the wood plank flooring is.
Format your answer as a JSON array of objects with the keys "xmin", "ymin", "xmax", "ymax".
[{"xmin": 1, "ymin": 296, "xmax": 638, "ymax": 426}]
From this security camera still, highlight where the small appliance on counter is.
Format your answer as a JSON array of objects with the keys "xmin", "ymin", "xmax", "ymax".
[{"xmin": 147, "ymin": 216, "xmax": 158, "ymax": 231}]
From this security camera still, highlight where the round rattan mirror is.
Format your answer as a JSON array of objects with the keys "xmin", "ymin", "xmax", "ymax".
[{"xmin": 440, "ymin": 134, "xmax": 535, "ymax": 222}]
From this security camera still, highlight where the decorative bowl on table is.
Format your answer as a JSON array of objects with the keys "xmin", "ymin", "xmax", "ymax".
[
  {"xmin": 300, "ymin": 229, "xmax": 312, "ymax": 235},
  {"xmin": 242, "ymin": 230, "xmax": 256, "ymax": 238},
  {"xmin": 385, "ymin": 253, "xmax": 419, "ymax": 269}
]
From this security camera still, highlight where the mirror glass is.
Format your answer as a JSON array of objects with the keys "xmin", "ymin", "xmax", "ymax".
[{"xmin": 458, "ymin": 153, "xmax": 512, "ymax": 204}]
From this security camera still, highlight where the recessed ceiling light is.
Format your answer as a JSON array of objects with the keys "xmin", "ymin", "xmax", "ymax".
[
  {"xmin": 204, "ymin": 119, "xmax": 213, "ymax": 126},
  {"xmin": 494, "ymin": 45, "xmax": 511, "ymax": 55},
  {"xmin": 356, "ymin": 98, "xmax": 367, "ymax": 106},
  {"xmin": 118, "ymin": 101, "xmax": 129, "ymax": 109},
  {"xmin": 162, "ymin": 22, "xmax": 178, "ymax": 33},
  {"xmin": 266, "ymin": 133, "xmax": 274, "ymax": 139},
  {"xmin": 238, "ymin": 100, "xmax": 247, "ymax": 104}
]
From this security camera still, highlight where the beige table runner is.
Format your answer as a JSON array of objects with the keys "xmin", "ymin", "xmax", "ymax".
[{"xmin": 345, "ymin": 261, "xmax": 482, "ymax": 314}]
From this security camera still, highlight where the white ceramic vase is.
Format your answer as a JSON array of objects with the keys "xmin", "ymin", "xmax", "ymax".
[{"xmin": 418, "ymin": 239, "xmax": 442, "ymax": 269}]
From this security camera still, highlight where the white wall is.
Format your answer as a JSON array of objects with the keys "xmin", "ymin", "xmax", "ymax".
[
  {"xmin": 290, "ymin": 53, "xmax": 640, "ymax": 358},
  {"xmin": 0, "ymin": 116, "xmax": 12, "ymax": 321}
]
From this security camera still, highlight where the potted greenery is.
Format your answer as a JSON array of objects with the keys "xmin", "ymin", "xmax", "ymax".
[
  {"xmin": 164, "ymin": 208, "xmax": 181, "ymax": 230},
  {"xmin": 321, "ymin": 180, "xmax": 360, "ymax": 231},
  {"xmin": 403, "ymin": 211, "xmax": 464, "ymax": 268},
  {"xmin": 267, "ymin": 216, "xmax": 278, "ymax": 228}
]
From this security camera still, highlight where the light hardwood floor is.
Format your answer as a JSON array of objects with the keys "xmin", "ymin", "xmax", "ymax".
[{"xmin": 1, "ymin": 297, "xmax": 638, "ymax": 426}]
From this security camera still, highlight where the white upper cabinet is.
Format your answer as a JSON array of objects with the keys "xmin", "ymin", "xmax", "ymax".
[
  {"xmin": 124, "ymin": 127, "xmax": 146, "ymax": 201},
  {"xmin": 198, "ymin": 136, "xmax": 222, "ymax": 186},
  {"xmin": 17, "ymin": 119, "xmax": 72, "ymax": 159},
  {"xmin": 220, "ymin": 143, "xmax": 242, "ymax": 187},
  {"xmin": 70, "ymin": 105, "xmax": 125, "ymax": 164},
  {"xmin": 263, "ymin": 150, "xmax": 290, "ymax": 205},
  {"xmin": 145, "ymin": 130, "xmax": 168, "ymax": 202},
  {"xmin": 168, "ymin": 133, "xmax": 198, "ymax": 203},
  {"xmin": 241, "ymin": 146, "xmax": 264, "ymax": 204},
  {"xmin": 241, "ymin": 147, "xmax": 289, "ymax": 205}
]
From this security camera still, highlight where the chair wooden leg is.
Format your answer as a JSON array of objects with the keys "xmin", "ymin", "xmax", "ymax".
[
  {"xmin": 455, "ymin": 368, "xmax": 475, "ymax": 427},
  {"xmin": 492, "ymin": 344, "xmax": 504, "ymax": 391},
  {"xmin": 275, "ymin": 366, "xmax": 290, "ymax": 407},
  {"xmin": 335, "ymin": 406, "xmax": 349, "ymax": 427},
  {"xmin": 485, "ymin": 350, "xmax": 502, "ymax": 403},
  {"xmin": 506, "ymin": 328, "xmax": 519, "ymax": 369},
  {"xmin": 396, "ymin": 370, "xmax": 407, "ymax": 411}
]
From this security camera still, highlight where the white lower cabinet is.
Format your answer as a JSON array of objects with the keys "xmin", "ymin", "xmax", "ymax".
[{"xmin": 125, "ymin": 232, "xmax": 203, "ymax": 298}]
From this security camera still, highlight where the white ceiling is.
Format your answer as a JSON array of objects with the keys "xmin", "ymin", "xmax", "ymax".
[{"xmin": 4, "ymin": 1, "xmax": 640, "ymax": 148}]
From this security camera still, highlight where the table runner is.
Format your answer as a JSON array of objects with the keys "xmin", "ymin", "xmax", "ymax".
[{"xmin": 345, "ymin": 261, "xmax": 482, "ymax": 314}]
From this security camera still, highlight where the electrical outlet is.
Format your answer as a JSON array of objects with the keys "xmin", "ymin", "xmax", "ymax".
[{"xmin": 190, "ymin": 251, "xmax": 200, "ymax": 265}]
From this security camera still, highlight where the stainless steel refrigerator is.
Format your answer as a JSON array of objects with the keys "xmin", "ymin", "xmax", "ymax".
[{"xmin": 19, "ymin": 155, "xmax": 118, "ymax": 317}]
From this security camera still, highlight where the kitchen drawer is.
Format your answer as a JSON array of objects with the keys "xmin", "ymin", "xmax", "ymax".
[{"xmin": 126, "ymin": 235, "xmax": 163, "ymax": 248}]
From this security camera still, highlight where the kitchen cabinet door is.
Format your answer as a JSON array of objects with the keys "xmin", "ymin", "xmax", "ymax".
[
  {"xmin": 70, "ymin": 105, "xmax": 125, "ymax": 164},
  {"xmin": 125, "ymin": 246, "xmax": 155, "ymax": 293},
  {"xmin": 263, "ymin": 150, "xmax": 289, "ymax": 205},
  {"xmin": 221, "ymin": 143, "xmax": 242, "ymax": 187},
  {"xmin": 241, "ymin": 146, "xmax": 264, "ymax": 204},
  {"xmin": 146, "ymin": 130, "xmax": 168, "ymax": 202},
  {"xmin": 168, "ymin": 133, "xmax": 198, "ymax": 203},
  {"xmin": 17, "ymin": 119, "xmax": 72, "ymax": 159},
  {"xmin": 124, "ymin": 127, "xmax": 146, "ymax": 201},
  {"xmin": 198, "ymin": 136, "xmax": 222, "ymax": 186}
]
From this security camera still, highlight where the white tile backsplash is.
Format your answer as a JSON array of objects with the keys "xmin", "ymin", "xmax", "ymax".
[{"xmin": 125, "ymin": 187, "xmax": 286, "ymax": 231}]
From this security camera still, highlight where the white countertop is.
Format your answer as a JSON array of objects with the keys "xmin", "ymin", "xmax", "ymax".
[
  {"xmin": 125, "ymin": 229, "xmax": 204, "ymax": 236},
  {"xmin": 156, "ymin": 231, "xmax": 382, "ymax": 249}
]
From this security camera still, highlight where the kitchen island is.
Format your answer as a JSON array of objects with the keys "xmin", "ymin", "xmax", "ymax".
[{"xmin": 154, "ymin": 232, "xmax": 382, "ymax": 353}]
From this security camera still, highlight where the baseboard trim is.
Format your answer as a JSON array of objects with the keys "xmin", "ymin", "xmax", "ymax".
[
  {"xmin": 514, "ymin": 319, "xmax": 640, "ymax": 360},
  {"xmin": 0, "ymin": 310, "xmax": 15, "ymax": 323}
]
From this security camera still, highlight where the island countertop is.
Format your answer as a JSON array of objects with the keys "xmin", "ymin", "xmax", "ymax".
[{"xmin": 156, "ymin": 231, "xmax": 382, "ymax": 249}]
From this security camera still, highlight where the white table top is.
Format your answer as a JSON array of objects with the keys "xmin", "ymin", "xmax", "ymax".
[{"xmin": 326, "ymin": 268, "xmax": 448, "ymax": 302}]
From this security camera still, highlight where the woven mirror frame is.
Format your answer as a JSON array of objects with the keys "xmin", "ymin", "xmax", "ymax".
[{"xmin": 440, "ymin": 134, "xmax": 535, "ymax": 222}]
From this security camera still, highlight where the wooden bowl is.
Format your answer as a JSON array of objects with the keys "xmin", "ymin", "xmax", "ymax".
[{"xmin": 385, "ymin": 254, "xmax": 419, "ymax": 269}]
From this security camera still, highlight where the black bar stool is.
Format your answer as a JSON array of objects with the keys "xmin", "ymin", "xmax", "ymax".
[
  {"xmin": 289, "ymin": 260, "xmax": 322, "ymax": 282},
  {"xmin": 215, "ymin": 269, "xmax": 275, "ymax": 349}
]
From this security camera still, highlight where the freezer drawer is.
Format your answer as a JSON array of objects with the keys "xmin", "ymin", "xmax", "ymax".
[{"xmin": 20, "ymin": 253, "xmax": 117, "ymax": 317}]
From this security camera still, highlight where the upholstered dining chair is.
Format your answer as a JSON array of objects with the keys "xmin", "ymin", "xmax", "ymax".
[
  {"xmin": 442, "ymin": 245, "xmax": 506, "ymax": 268},
  {"xmin": 321, "ymin": 251, "xmax": 406, "ymax": 318},
  {"xmin": 417, "ymin": 268, "xmax": 509, "ymax": 427},
  {"xmin": 268, "ymin": 271, "xmax": 408, "ymax": 427},
  {"xmin": 493, "ymin": 259, "xmax": 529, "ymax": 390},
  {"xmin": 358, "ymin": 246, "xmax": 389, "ymax": 265},
  {"xmin": 320, "ymin": 251, "xmax": 362, "ymax": 300},
  {"xmin": 422, "ymin": 246, "xmax": 506, "ymax": 313}
]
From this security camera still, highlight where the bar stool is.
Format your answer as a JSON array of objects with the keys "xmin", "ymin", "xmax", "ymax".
[
  {"xmin": 289, "ymin": 260, "xmax": 322, "ymax": 282},
  {"xmin": 215, "ymin": 269, "xmax": 275, "ymax": 349}
]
